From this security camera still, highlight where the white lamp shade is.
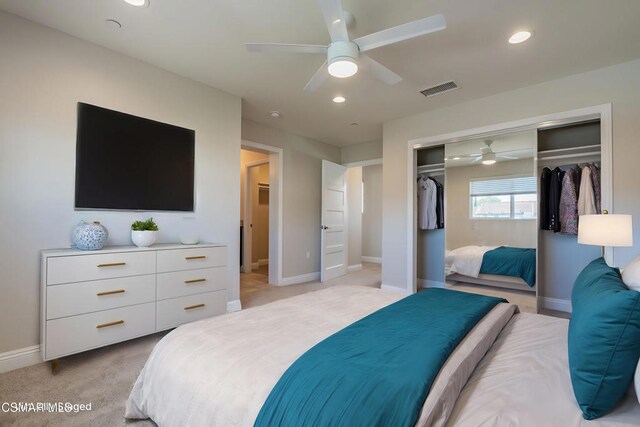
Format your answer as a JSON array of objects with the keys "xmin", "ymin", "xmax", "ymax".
[{"xmin": 578, "ymin": 214, "xmax": 633, "ymax": 247}]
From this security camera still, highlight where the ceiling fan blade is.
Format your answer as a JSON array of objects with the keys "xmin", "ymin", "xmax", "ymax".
[
  {"xmin": 246, "ymin": 43, "xmax": 327, "ymax": 54},
  {"xmin": 317, "ymin": 0, "xmax": 349, "ymax": 42},
  {"xmin": 499, "ymin": 155, "xmax": 519, "ymax": 160},
  {"xmin": 354, "ymin": 14, "xmax": 446, "ymax": 52},
  {"xmin": 304, "ymin": 61, "xmax": 329, "ymax": 92},
  {"xmin": 359, "ymin": 55, "xmax": 403, "ymax": 85}
]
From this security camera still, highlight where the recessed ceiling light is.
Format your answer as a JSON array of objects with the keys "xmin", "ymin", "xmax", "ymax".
[
  {"xmin": 123, "ymin": 0, "xmax": 149, "ymax": 7},
  {"xmin": 269, "ymin": 111, "xmax": 281, "ymax": 119},
  {"xmin": 105, "ymin": 19, "xmax": 122, "ymax": 29},
  {"xmin": 333, "ymin": 96, "xmax": 346, "ymax": 103},
  {"xmin": 508, "ymin": 31, "xmax": 532, "ymax": 44}
]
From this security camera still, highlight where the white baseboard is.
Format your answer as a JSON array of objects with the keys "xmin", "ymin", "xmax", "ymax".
[
  {"xmin": 258, "ymin": 258, "xmax": 269, "ymax": 266},
  {"xmin": 362, "ymin": 256, "xmax": 381, "ymax": 264},
  {"xmin": 381, "ymin": 284, "xmax": 411, "ymax": 295},
  {"xmin": 417, "ymin": 278, "xmax": 445, "ymax": 288},
  {"xmin": 227, "ymin": 299, "xmax": 242, "ymax": 313},
  {"xmin": 540, "ymin": 297, "xmax": 572, "ymax": 313},
  {"xmin": 348, "ymin": 264, "xmax": 363, "ymax": 273},
  {"xmin": 280, "ymin": 272, "xmax": 320, "ymax": 286},
  {"xmin": 0, "ymin": 345, "xmax": 42, "ymax": 374}
]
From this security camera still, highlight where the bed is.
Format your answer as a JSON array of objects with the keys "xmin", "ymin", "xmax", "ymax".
[
  {"xmin": 126, "ymin": 286, "xmax": 640, "ymax": 426},
  {"xmin": 446, "ymin": 245, "xmax": 536, "ymax": 293}
]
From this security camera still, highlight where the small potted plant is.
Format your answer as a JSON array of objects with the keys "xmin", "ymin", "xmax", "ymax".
[{"xmin": 131, "ymin": 218, "xmax": 159, "ymax": 247}]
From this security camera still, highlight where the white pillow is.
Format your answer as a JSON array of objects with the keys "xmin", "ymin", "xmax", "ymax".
[{"xmin": 622, "ymin": 255, "xmax": 640, "ymax": 291}]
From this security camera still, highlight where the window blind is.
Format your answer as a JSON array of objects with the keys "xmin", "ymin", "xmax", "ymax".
[{"xmin": 469, "ymin": 176, "xmax": 536, "ymax": 196}]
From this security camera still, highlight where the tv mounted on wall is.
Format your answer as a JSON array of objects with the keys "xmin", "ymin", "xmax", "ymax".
[{"xmin": 74, "ymin": 103, "xmax": 195, "ymax": 211}]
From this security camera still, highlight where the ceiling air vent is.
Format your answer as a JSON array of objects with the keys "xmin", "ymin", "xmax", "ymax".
[{"xmin": 420, "ymin": 81, "xmax": 458, "ymax": 98}]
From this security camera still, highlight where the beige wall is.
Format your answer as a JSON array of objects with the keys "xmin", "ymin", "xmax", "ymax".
[
  {"xmin": 0, "ymin": 12, "xmax": 241, "ymax": 354},
  {"xmin": 241, "ymin": 119, "xmax": 341, "ymax": 278},
  {"xmin": 341, "ymin": 140, "xmax": 382, "ymax": 164},
  {"xmin": 346, "ymin": 167, "xmax": 363, "ymax": 267},
  {"xmin": 250, "ymin": 163, "xmax": 270, "ymax": 263},
  {"xmin": 382, "ymin": 58, "xmax": 640, "ymax": 292},
  {"xmin": 362, "ymin": 164, "xmax": 383, "ymax": 259},
  {"xmin": 445, "ymin": 159, "xmax": 537, "ymax": 250}
]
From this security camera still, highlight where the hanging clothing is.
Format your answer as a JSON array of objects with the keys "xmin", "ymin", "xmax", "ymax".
[
  {"xmin": 588, "ymin": 163, "xmax": 601, "ymax": 213},
  {"xmin": 577, "ymin": 166, "xmax": 597, "ymax": 216},
  {"xmin": 418, "ymin": 176, "xmax": 437, "ymax": 230},
  {"xmin": 428, "ymin": 177, "xmax": 445, "ymax": 229},
  {"xmin": 540, "ymin": 167, "xmax": 552, "ymax": 230},
  {"xmin": 548, "ymin": 167, "xmax": 565, "ymax": 232},
  {"xmin": 572, "ymin": 165, "xmax": 582, "ymax": 199},
  {"xmin": 559, "ymin": 168, "xmax": 579, "ymax": 235}
]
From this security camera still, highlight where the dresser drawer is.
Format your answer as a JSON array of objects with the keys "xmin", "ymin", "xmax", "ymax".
[
  {"xmin": 157, "ymin": 267, "xmax": 226, "ymax": 301},
  {"xmin": 156, "ymin": 291, "xmax": 227, "ymax": 331},
  {"xmin": 46, "ymin": 275, "xmax": 155, "ymax": 320},
  {"xmin": 45, "ymin": 302, "xmax": 155, "ymax": 360},
  {"xmin": 157, "ymin": 247, "xmax": 226, "ymax": 273},
  {"xmin": 47, "ymin": 252, "xmax": 156, "ymax": 285}
]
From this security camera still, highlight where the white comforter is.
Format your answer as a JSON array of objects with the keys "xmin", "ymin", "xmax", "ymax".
[
  {"xmin": 126, "ymin": 286, "xmax": 514, "ymax": 427},
  {"xmin": 447, "ymin": 313, "xmax": 640, "ymax": 426},
  {"xmin": 446, "ymin": 246, "xmax": 497, "ymax": 277}
]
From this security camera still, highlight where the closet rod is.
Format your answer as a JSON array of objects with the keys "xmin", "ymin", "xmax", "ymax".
[{"xmin": 537, "ymin": 144, "xmax": 601, "ymax": 156}]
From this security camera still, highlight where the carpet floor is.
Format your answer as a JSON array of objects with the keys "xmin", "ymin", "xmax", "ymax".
[{"xmin": 0, "ymin": 263, "xmax": 381, "ymax": 426}]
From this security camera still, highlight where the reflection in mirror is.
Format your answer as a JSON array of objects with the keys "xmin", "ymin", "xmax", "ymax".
[{"xmin": 444, "ymin": 130, "xmax": 538, "ymax": 312}]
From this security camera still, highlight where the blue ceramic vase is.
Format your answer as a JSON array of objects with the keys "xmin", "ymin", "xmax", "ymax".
[{"xmin": 71, "ymin": 221, "xmax": 108, "ymax": 250}]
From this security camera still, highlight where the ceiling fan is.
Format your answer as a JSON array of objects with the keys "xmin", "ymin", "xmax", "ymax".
[
  {"xmin": 245, "ymin": 0, "xmax": 446, "ymax": 91},
  {"xmin": 452, "ymin": 140, "xmax": 521, "ymax": 165}
]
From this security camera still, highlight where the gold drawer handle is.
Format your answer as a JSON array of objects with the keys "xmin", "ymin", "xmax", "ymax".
[
  {"xmin": 96, "ymin": 320, "xmax": 124, "ymax": 329},
  {"xmin": 96, "ymin": 289, "xmax": 126, "ymax": 297},
  {"xmin": 184, "ymin": 303, "xmax": 205, "ymax": 310},
  {"xmin": 185, "ymin": 256, "xmax": 206, "ymax": 260},
  {"xmin": 97, "ymin": 262, "xmax": 127, "ymax": 268},
  {"xmin": 184, "ymin": 278, "xmax": 206, "ymax": 284}
]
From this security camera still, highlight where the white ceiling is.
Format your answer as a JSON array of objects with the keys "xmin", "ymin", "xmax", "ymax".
[{"xmin": 1, "ymin": 0, "xmax": 640, "ymax": 147}]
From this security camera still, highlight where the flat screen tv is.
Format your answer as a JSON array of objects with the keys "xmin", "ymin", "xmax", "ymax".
[{"xmin": 75, "ymin": 103, "xmax": 195, "ymax": 211}]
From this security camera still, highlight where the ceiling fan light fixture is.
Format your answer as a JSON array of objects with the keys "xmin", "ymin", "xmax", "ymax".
[
  {"xmin": 328, "ymin": 59, "xmax": 358, "ymax": 78},
  {"xmin": 482, "ymin": 152, "xmax": 497, "ymax": 165},
  {"xmin": 333, "ymin": 96, "xmax": 346, "ymax": 103},
  {"xmin": 327, "ymin": 41, "xmax": 359, "ymax": 78},
  {"xmin": 123, "ymin": 0, "xmax": 149, "ymax": 6}
]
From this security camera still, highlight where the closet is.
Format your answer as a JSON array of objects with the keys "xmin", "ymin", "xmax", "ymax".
[
  {"xmin": 537, "ymin": 121, "xmax": 602, "ymax": 310},
  {"xmin": 416, "ymin": 146, "xmax": 445, "ymax": 288}
]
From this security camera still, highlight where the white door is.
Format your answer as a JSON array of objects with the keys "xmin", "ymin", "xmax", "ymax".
[{"xmin": 321, "ymin": 160, "xmax": 348, "ymax": 282}]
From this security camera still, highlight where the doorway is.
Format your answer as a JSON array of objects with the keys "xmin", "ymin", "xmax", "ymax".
[
  {"xmin": 240, "ymin": 141, "xmax": 283, "ymax": 287},
  {"xmin": 344, "ymin": 159, "xmax": 383, "ymax": 274}
]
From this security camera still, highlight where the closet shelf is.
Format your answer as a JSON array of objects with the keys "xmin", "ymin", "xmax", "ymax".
[
  {"xmin": 537, "ymin": 144, "xmax": 601, "ymax": 162},
  {"xmin": 417, "ymin": 164, "xmax": 445, "ymax": 175}
]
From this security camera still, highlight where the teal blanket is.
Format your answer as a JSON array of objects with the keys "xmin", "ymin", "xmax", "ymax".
[
  {"xmin": 254, "ymin": 288, "xmax": 506, "ymax": 427},
  {"xmin": 480, "ymin": 246, "xmax": 536, "ymax": 287}
]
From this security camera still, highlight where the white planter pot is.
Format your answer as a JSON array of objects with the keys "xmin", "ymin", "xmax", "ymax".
[{"xmin": 131, "ymin": 230, "xmax": 158, "ymax": 247}]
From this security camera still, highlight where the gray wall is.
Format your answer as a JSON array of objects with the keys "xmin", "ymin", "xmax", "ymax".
[
  {"xmin": 0, "ymin": 12, "xmax": 242, "ymax": 354},
  {"xmin": 241, "ymin": 119, "xmax": 341, "ymax": 278},
  {"xmin": 362, "ymin": 164, "xmax": 383, "ymax": 259},
  {"xmin": 341, "ymin": 140, "xmax": 382, "ymax": 164},
  {"xmin": 346, "ymin": 167, "xmax": 363, "ymax": 267},
  {"xmin": 382, "ymin": 58, "xmax": 640, "ymax": 295}
]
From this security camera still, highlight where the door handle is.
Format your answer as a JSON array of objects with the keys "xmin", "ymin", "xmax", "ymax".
[{"xmin": 321, "ymin": 225, "xmax": 329, "ymax": 230}]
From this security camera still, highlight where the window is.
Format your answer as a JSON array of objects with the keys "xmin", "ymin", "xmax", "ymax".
[{"xmin": 470, "ymin": 176, "xmax": 537, "ymax": 219}]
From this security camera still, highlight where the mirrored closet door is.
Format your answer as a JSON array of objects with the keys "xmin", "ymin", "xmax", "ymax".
[{"xmin": 443, "ymin": 130, "xmax": 538, "ymax": 312}]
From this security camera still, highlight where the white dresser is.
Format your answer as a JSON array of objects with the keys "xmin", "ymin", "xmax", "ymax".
[{"xmin": 40, "ymin": 243, "xmax": 228, "ymax": 361}]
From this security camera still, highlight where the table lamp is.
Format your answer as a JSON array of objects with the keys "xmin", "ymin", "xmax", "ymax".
[{"xmin": 577, "ymin": 211, "xmax": 633, "ymax": 261}]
